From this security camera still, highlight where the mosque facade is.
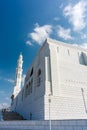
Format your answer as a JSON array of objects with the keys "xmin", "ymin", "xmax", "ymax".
[{"xmin": 11, "ymin": 38, "xmax": 87, "ymax": 120}]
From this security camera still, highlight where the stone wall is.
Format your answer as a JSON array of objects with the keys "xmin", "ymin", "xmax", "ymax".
[
  {"xmin": 11, "ymin": 38, "xmax": 87, "ymax": 120},
  {"xmin": 44, "ymin": 40, "xmax": 87, "ymax": 120},
  {"xmin": 0, "ymin": 120, "xmax": 87, "ymax": 130},
  {"xmin": 11, "ymin": 42, "xmax": 50, "ymax": 120}
]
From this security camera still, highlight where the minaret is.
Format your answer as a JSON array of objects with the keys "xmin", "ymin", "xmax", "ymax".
[{"xmin": 12, "ymin": 53, "xmax": 23, "ymax": 98}]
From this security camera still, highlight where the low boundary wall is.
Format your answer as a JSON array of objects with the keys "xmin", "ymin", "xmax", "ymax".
[{"xmin": 0, "ymin": 120, "xmax": 87, "ymax": 130}]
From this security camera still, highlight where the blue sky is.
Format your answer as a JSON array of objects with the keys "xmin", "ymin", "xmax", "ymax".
[{"xmin": 0, "ymin": 0, "xmax": 87, "ymax": 109}]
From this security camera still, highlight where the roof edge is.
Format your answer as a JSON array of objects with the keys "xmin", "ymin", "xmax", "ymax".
[{"xmin": 46, "ymin": 38, "xmax": 87, "ymax": 52}]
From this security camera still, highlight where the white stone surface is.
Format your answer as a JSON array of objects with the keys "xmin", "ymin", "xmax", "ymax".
[
  {"xmin": 0, "ymin": 120, "xmax": 87, "ymax": 130},
  {"xmin": 12, "ymin": 54, "xmax": 23, "ymax": 98},
  {"xmin": 11, "ymin": 38, "xmax": 87, "ymax": 120}
]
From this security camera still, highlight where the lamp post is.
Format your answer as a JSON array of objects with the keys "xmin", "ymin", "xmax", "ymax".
[{"xmin": 49, "ymin": 94, "xmax": 51, "ymax": 130}]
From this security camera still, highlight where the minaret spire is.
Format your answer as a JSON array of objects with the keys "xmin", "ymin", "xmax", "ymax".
[{"xmin": 12, "ymin": 53, "xmax": 23, "ymax": 98}]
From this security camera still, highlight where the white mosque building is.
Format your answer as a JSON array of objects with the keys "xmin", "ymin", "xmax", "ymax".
[{"xmin": 11, "ymin": 38, "xmax": 87, "ymax": 120}]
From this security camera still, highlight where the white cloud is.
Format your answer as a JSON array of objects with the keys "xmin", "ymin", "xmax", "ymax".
[
  {"xmin": 4, "ymin": 78, "xmax": 14, "ymax": 84},
  {"xmin": 0, "ymin": 91, "xmax": 5, "ymax": 94},
  {"xmin": 63, "ymin": 1, "xmax": 87, "ymax": 31},
  {"xmin": 79, "ymin": 43, "xmax": 87, "ymax": 49},
  {"xmin": 0, "ymin": 103, "xmax": 10, "ymax": 110},
  {"xmin": 5, "ymin": 97, "xmax": 9, "ymax": 101},
  {"xmin": 80, "ymin": 33, "xmax": 87, "ymax": 39},
  {"xmin": 0, "ymin": 76, "xmax": 14, "ymax": 84},
  {"xmin": 57, "ymin": 26, "xmax": 73, "ymax": 40},
  {"xmin": 60, "ymin": 3, "xmax": 64, "ymax": 9},
  {"xmin": 26, "ymin": 41, "xmax": 33, "ymax": 46},
  {"xmin": 29, "ymin": 23, "xmax": 52, "ymax": 45},
  {"xmin": 54, "ymin": 17, "xmax": 60, "ymax": 21}
]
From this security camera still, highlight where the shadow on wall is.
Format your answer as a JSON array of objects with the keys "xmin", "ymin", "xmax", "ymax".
[
  {"xmin": 79, "ymin": 52, "xmax": 87, "ymax": 65},
  {"xmin": 81, "ymin": 88, "xmax": 87, "ymax": 114}
]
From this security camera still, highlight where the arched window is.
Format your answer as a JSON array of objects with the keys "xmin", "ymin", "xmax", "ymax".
[
  {"xmin": 79, "ymin": 52, "xmax": 85, "ymax": 65},
  {"xmin": 30, "ymin": 67, "xmax": 33, "ymax": 77},
  {"xmin": 37, "ymin": 69, "xmax": 41, "ymax": 87},
  {"xmin": 28, "ymin": 82, "xmax": 30, "ymax": 95},
  {"xmin": 22, "ymin": 89, "xmax": 24, "ymax": 101},
  {"xmin": 30, "ymin": 78, "xmax": 33, "ymax": 93},
  {"xmin": 38, "ymin": 69, "xmax": 41, "ymax": 76},
  {"xmin": 25, "ymin": 84, "xmax": 28, "ymax": 97}
]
